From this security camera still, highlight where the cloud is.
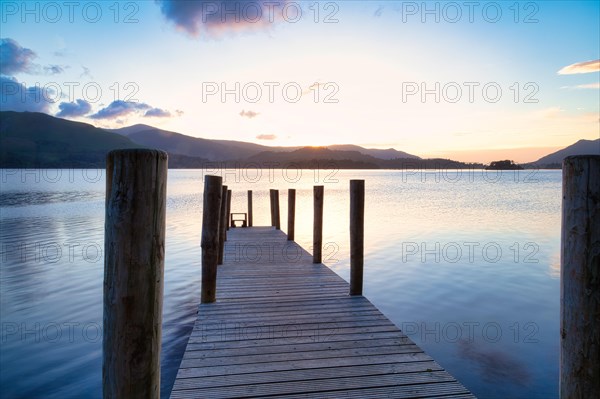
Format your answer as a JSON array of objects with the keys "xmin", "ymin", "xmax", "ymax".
[
  {"xmin": 574, "ymin": 82, "xmax": 600, "ymax": 89},
  {"xmin": 44, "ymin": 65, "xmax": 67, "ymax": 75},
  {"xmin": 240, "ymin": 109, "xmax": 259, "ymax": 118},
  {"xmin": 157, "ymin": 0, "xmax": 289, "ymax": 37},
  {"xmin": 256, "ymin": 134, "xmax": 277, "ymax": 140},
  {"xmin": 558, "ymin": 59, "xmax": 600, "ymax": 75},
  {"xmin": 89, "ymin": 100, "xmax": 151, "ymax": 119},
  {"xmin": 80, "ymin": 66, "xmax": 93, "ymax": 79},
  {"xmin": 0, "ymin": 38, "xmax": 37, "ymax": 75},
  {"xmin": 56, "ymin": 99, "xmax": 92, "ymax": 117},
  {"xmin": 0, "ymin": 75, "xmax": 53, "ymax": 112},
  {"xmin": 560, "ymin": 82, "xmax": 600, "ymax": 90},
  {"xmin": 145, "ymin": 108, "xmax": 172, "ymax": 117}
]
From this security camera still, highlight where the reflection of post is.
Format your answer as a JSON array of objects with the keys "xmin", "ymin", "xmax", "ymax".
[
  {"xmin": 287, "ymin": 189, "xmax": 296, "ymax": 241},
  {"xmin": 274, "ymin": 189, "xmax": 280, "ymax": 230},
  {"xmin": 313, "ymin": 185, "xmax": 324, "ymax": 263},
  {"xmin": 226, "ymin": 189, "xmax": 232, "ymax": 230},
  {"xmin": 201, "ymin": 175, "xmax": 223, "ymax": 304},
  {"xmin": 247, "ymin": 190, "xmax": 253, "ymax": 227},
  {"xmin": 350, "ymin": 180, "xmax": 365, "ymax": 296},
  {"xmin": 218, "ymin": 186, "xmax": 228, "ymax": 265},
  {"xmin": 561, "ymin": 155, "xmax": 600, "ymax": 397},
  {"xmin": 103, "ymin": 149, "xmax": 167, "ymax": 399}
]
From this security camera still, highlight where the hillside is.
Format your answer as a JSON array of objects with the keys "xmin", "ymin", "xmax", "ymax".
[
  {"xmin": 0, "ymin": 111, "xmax": 140, "ymax": 167},
  {"xmin": 533, "ymin": 139, "xmax": 600, "ymax": 167}
]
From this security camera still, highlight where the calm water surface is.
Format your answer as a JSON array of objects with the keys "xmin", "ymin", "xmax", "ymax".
[{"xmin": 0, "ymin": 168, "xmax": 561, "ymax": 398}]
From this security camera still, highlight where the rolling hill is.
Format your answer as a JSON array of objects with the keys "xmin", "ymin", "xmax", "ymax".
[
  {"xmin": 532, "ymin": 139, "xmax": 600, "ymax": 167},
  {"xmin": 0, "ymin": 111, "xmax": 140, "ymax": 167}
]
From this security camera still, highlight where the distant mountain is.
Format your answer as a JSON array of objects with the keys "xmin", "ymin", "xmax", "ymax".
[
  {"xmin": 246, "ymin": 147, "xmax": 383, "ymax": 168},
  {"xmin": 108, "ymin": 125, "xmax": 420, "ymax": 161},
  {"xmin": 533, "ymin": 139, "xmax": 600, "ymax": 167},
  {"xmin": 328, "ymin": 144, "xmax": 420, "ymax": 160},
  {"xmin": 108, "ymin": 125, "xmax": 292, "ymax": 161},
  {"xmin": 0, "ymin": 112, "xmax": 476, "ymax": 169},
  {"xmin": 0, "ymin": 111, "xmax": 140, "ymax": 167}
]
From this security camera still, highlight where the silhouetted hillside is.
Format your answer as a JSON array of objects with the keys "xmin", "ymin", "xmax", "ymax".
[
  {"xmin": 531, "ymin": 139, "xmax": 600, "ymax": 168},
  {"xmin": 0, "ymin": 111, "xmax": 140, "ymax": 167}
]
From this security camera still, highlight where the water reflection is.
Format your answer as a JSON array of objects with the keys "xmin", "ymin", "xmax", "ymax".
[{"xmin": 1, "ymin": 169, "xmax": 561, "ymax": 398}]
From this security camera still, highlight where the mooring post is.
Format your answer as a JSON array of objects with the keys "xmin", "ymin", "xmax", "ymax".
[
  {"xmin": 247, "ymin": 190, "xmax": 253, "ymax": 227},
  {"xmin": 313, "ymin": 185, "xmax": 324, "ymax": 263},
  {"xmin": 560, "ymin": 155, "xmax": 600, "ymax": 398},
  {"xmin": 288, "ymin": 188, "xmax": 296, "ymax": 241},
  {"xmin": 350, "ymin": 180, "xmax": 365, "ymax": 296},
  {"xmin": 274, "ymin": 189, "xmax": 281, "ymax": 230},
  {"xmin": 218, "ymin": 185, "xmax": 228, "ymax": 265},
  {"xmin": 201, "ymin": 175, "xmax": 223, "ymax": 304},
  {"xmin": 103, "ymin": 149, "xmax": 167, "ymax": 399},
  {"xmin": 226, "ymin": 189, "xmax": 232, "ymax": 230},
  {"xmin": 269, "ymin": 189, "xmax": 276, "ymax": 227}
]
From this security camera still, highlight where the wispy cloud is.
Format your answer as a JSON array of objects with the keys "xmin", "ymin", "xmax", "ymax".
[
  {"xmin": 56, "ymin": 99, "xmax": 92, "ymax": 117},
  {"xmin": 90, "ymin": 100, "xmax": 151, "ymax": 119},
  {"xmin": 44, "ymin": 65, "xmax": 67, "ymax": 75},
  {"xmin": 145, "ymin": 108, "xmax": 172, "ymax": 118},
  {"xmin": 558, "ymin": 59, "xmax": 600, "ymax": 75},
  {"xmin": 256, "ymin": 134, "xmax": 277, "ymax": 140},
  {"xmin": 157, "ymin": 0, "xmax": 289, "ymax": 37},
  {"xmin": 90, "ymin": 100, "xmax": 175, "ymax": 120},
  {"xmin": 240, "ymin": 109, "xmax": 259, "ymax": 119},
  {"xmin": 80, "ymin": 66, "xmax": 93, "ymax": 79}
]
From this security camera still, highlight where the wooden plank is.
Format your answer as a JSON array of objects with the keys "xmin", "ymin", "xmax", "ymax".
[{"xmin": 170, "ymin": 227, "xmax": 475, "ymax": 398}]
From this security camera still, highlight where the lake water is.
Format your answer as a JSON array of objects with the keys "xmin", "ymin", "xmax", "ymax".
[{"xmin": 0, "ymin": 168, "xmax": 561, "ymax": 399}]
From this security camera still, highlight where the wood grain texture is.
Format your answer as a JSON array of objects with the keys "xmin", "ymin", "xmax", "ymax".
[
  {"xmin": 170, "ymin": 227, "xmax": 475, "ymax": 399},
  {"xmin": 201, "ymin": 175, "xmax": 223, "ymax": 304},
  {"xmin": 103, "ymin": 149, "xmax": 167, "ymax": 399},
  {"xmin": 561, "ymin": 155, "xmax": 600, "ymax": 398}
]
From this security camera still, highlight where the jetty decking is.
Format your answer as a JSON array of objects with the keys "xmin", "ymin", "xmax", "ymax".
[{"xmin": 170, "ymin": 227, "xmax": 475, "ymax": 399}]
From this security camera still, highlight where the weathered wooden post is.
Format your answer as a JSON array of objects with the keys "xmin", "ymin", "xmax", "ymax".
[
  {"xmin": 561, "ymin": 155, "xmax": 600, "ymax": 398},
  {"xmin": 247, "ymin": 190, "xmax": 253, "ymax": 227},
  {"xmin": 313, "ymin": 185, "xmax": 324, "ymax": 263},
  {"xmin": 201, "ymin": 175, "xmax": 223, "ymax": 304},
  {"xmin": 218, "ymin": 185, "xmax": 228, "ymax": 265},
  {"xmin": 274, "ymin": 189, "xmax": 280, "ymax": 230},
  {"xmin": 103, "ymin": 149, "xmax": 167, "ymax": 399},
  {"xmin": 350, "ymin": 180, "xmax": 365, "ymax": 296},
  {"xmin": 226, "ymin": 189, "xmax": 232, "ymax": 230},
  {"xmin": 269, "ymin": 189, "xmax": 276, "ymax": 227},
  {"xmin": 288, "ymin": 188, "xmax": 296, "ymax": 241}
]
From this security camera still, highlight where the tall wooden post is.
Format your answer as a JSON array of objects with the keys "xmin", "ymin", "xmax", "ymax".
[
  {"xmin": 269, "ymin": 189, "xmax": 276, "ymax": 227},
  {"xmin": 313, "ymin": 185, "xmax": 324, "ymax": 263},
  {"xmin": 201, "ymin": 175, "xmax": 223, "ymax": 304},
  {"xmin": 218, "ymin": 185, "xmax": 228, "ymax": 265},
  {"xmin": 561, "ymin": 155, "xmax": 600, "ymax": 398},
  {"xmin": 288, "ymin": 189, "xmax": 296, "ymax": 241},
  {"xmin": 103, "ymin": 149, "xmax": 167, "ymax": 399},
  {"xmin": 247, "ymin": 190, "xmax": 253, "ymax": 227},
  {"xmin": 226, "ymin": 189, "xmax": 232, "ymax": 230},
  {"xmin": 273, "ymin": 189, "xmax": 280, "ymax": 230},
  {"xmin": 350, "ymin": 180, "xmax": 365, "ymax": 296}
]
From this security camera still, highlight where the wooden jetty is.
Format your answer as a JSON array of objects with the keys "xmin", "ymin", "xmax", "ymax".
[
  {"xmin": 169, "ymin": 226, "xmax": 475, "ymax": 398},
  {"xmin": 102, "ymin": 150, "xmax": 598, "ymax": 398}
]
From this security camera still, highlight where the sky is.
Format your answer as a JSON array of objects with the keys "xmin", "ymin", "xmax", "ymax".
[{"xmin": 1, "ymin": 0, "xmax": 599, "ymax": 163}]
